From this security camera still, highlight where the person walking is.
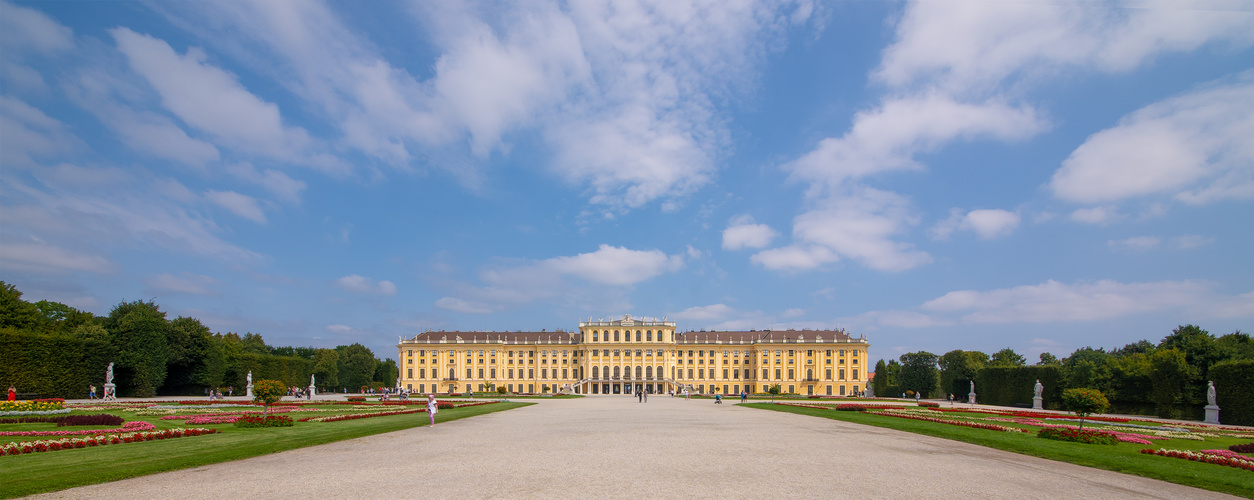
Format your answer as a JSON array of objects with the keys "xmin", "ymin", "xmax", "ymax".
[
  {"xmin": 643, "ymin": 390, "xmax": 648, "ymax": 403},
  {"xmin": 740, "ymin": 390, "xmax": 747, "ymax": 403},
  {"xmin": 426, "ymin": 394, "xmax": 438, "ymax": 426},
  {"xmin": 89, "ymin": 385, "xmax": 97, "ymax": 400},
  {"xmin": 637, "ymin": 389, "xmax": 642, "ymax": 403}
]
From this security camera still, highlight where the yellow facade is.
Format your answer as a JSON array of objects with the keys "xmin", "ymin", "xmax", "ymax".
[{"xmin": 396, "ymin": 315, "xmax": 869, "ymax": 396}]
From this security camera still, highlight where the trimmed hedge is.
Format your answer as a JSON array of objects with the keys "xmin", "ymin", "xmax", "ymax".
[
  {"xmin": 1210, "ymin": 358, "xmax": 1254, "ymax": 426},
  {"xmin": 0, "ymin": 329, "xmax": 115, "ymax": 400},
  {"xmin": 973, "ymin": 366, "xmax": 1062, "ymax": 410}
]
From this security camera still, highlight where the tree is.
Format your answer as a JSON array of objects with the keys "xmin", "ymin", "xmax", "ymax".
[
  {"xmin": 312, "ymin": 349, "xmax": 340, "ymax": 388},
  {"xmin": 1061, "ymin": 388, "xmax": 1109, "ymax": 431},
  {"xmin": 1063, "ymin": 347, "xmax": 1111, "ymax": 392},
  {"xmin": 34, "ymin": 300, "xmax": 96, "ymax": 333},
  {"xmin": 768, "ymin": 383, "xmax": 781, "ymax": 400},
  {"xmin": 990, "ymin": 348, "xmax": 1026, "ymax": 367},
  {"xmin": 252, "ymin": 379, "xmax": 287, "ymax": 416},
  {"xmin": 899, "ymin": 351, "xmax": 939, "ymax": 398},
  {"xmin": 105, "ymin": 300, "xmax": 170, "ymax": 397},
  {"xmin": 239, "ymin": 332, "xmax": 270, "ymax": 355},
  {"xmin": 337, "ymin": 343, "xmax": 377, "ymax": 391},
  {"xmin": 872, "ymin": 359, "xmax": 888, "ymax": 398},
  {"xmin": 0, "ymin": 281, "xmax": 46, "ymax": 332},
  {"xmin": 1160, "ymin": 324, "xmax": 1229, "ymax": 404},
  {"xmin": 1037, "ymin": 352, "xmax": 1060, "ymax": 366},
  {"xmin": 1149, "ymin": 348, "xmax": 1194, "ymax": 418},
  {"xmin": 884, "ymin": 359, "xmax": 902, "ymax": 397},
  {"xmin": 373, "ymin": 358, "xmax": 398, "ymax": 388},
  {"xmin": 939, "ymin": 350, "xmax": 983, "ymax": 397}
]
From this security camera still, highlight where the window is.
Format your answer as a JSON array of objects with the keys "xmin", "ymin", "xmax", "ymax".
[
  {"xmin": 466, "ymin": 368, "xmax": 472, "ymax": 379},
  {"xmin": 490, "ymin": 369, "xmax": 496, "ymax": 378},
  {"xmin": 788, "ymin": 369, "xmax": 795, "ymax": 379},
  {"xmin": 853, "ymin": 369, "xmax": 859, "ymax": 380},
  {"xmin": 762, "ymin": 369, "xmax": 769, "ymax": 379},
  {"xmin": 839, "ymin": 350, "xmax": 846, "ymax": 356},
  {"xmin": 509, "ymin": 369, "xmax": 515, "ymax": 378},
  {"xmin": 826, "ymin": 369, "xmax": 832, "ymax": 380},
  {"xmin": 853, "ymin": 359, "xmax": 859, "ymax": 365},
  {"xmin": 562, "ymin": 369, "xmax": 568, "ymax": 378},
  {"xmin": 687, "ymin": 369, "xmax": 693, "ymax": 379},
  {"xmin": 635, "ymin": 350, "xmax": 642, "ymax": 357},
  {"xmin": 407, "ymin": 368, "xmax": 413, "ymax": 378},
  {"xmin": 528, "ymin": 369, "xmax": 534, "ymax": 378},
  {"xmin": 839, "ymin": 369, "xmax": 845, "ymax": 380},
  {"xmin": 419, "ymin": 369, "xmax": 425, "ymax": 379},
  {"xmin": 774, "ymin": 368, "xmax": 781, "ymax": 380},
  {"xmin": 614, "ymin": 350, "xmax": 621, "ymax": 356},
  {"xmin": 807, "ymin": 350, "xmax": 813, "ymax": 356},
  {"xmin": 723, "ymin": 369, "xmax": 728, "ymax": 379},
  {"xmin": 636, "ymin": 331, "xmax": 641, "ymax": 342},
  {"xmin": 826, "ymin": 350, "xmax": 832, "ymax": 356},
  {"xmin": 542, "ymin": 369, "xmax": 547, "ymax": 379},
  {"xmin": 635, "ymin": 366, "xmax": 642, "ymax": 378},
  {"xmin": 646, "ymin": 349, "xmax": 652, "ymax": 356},
  {"xmin": 614, "ymin": 331, "xmax": 620, "ymax": 341},
  {"xmin": 592, "ymin": 366, "xmax": 599, "ymax": 378},
  {"xmin": 478, "ymin": 368, "xmax": 484, "ymax": 378},
  {"xmin": 647, "ymin": 331, "xmax": 653, "ymax": 341},
  {"xmin": 593, "ymin": 332, "xmax": 599, "ymax": 341}
]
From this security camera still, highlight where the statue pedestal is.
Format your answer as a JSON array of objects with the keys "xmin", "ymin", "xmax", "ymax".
[
  {"xmin": 1033, "ymin": 396, "xmax": 1043, "ymax": 410},
  {"xmin": 1205, "ymin": 405, "xmax": 1220, "ymax": 424},
  {"xmin": 968, "ymin": 393, "xmax": 976, "ymax": 404},
  {"xmin": 245, "ymin": 385, "xmax": 253, "ymax": 398},
  {"xmin": 308, "ymin": 385, "xmax": 316, "ymax": 397},
  {"xmin": 103, "ymin": 383, "xmax": 116, "ymax": 401}
]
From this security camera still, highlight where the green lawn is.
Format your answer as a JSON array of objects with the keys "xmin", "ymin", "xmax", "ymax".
[
  {"xmin": 743, "ymin": 403, "xmax": 1253, "ymax": 498},
  {"xmin": 1, "ymin": 402, "xmax": 530, "ymax": 498}
]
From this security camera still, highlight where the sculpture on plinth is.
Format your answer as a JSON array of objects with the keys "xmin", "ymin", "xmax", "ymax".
[
  {"xmin": 1205, "ymin": 380, "xmax": 1220, "ymax": 424},
  {"xmin": 1032, "ymin": 379, "xmax": 1044, "ymax": 410},
  {"xmin": 968, "ymin": 380, "xmax": 976, "ymax": 404},
  {"xmin": 103, "ymin": 362, "xmax": 117, "ymax": 401},
  {"xmin": 245, "ymin": 371, "xmax": 254, "ymax": 398}
]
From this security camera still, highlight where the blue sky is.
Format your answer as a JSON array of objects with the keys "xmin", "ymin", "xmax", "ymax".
[{"xmin": 2, "ymin": 0, "xmax": 1252, "ymax": 365}]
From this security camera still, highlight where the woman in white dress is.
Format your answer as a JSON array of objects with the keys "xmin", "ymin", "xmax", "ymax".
[{"xmin": 426, "ymin": 394, "xmax": 438, "ymax": 426}]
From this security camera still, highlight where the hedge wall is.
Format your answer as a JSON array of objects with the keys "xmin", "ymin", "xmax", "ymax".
[
  {"xmin": 973, "ymin": 366, "xmax": 1063, "ymax": 410},
  {"xmin": 0, "ymin": 329, "xmax": 115, "ymax": 399},
  {"xmin": 230, "ymin": 352, "xmax": 314, "ymax": 390},
  {"xmin": 1210, "ymin": 358, "xmax": 1254, "ymax": 426}
]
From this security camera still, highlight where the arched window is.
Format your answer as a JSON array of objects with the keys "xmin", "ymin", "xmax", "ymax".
[
  {"xmin": 613, "ymin": 366, "xmax": 621, "ymax": 378},
  {"xmin": 593, "ymin": 366, "xmax": 600, "ymax": 379},
  {"xmin": 636, "ymin": 331, "xmax": 641, "ymax": 342},
  {"xmin": 645, "ymin": 366, "xmax": 653, "ymax": 378},
  {"xmin": 449, "ymin": 368, "xmax": 455, "ymax": 379},
  {"xmin": 593, "ymin": 332, "xmax": 599, "ymax": 341},
  {"xmin": 647, "ymin": 330, "xmax": 653, "ymax": 341},
  {"xmin": 614, "ymin": 331, "xmax": 620, "ymax": 341},
  {"xmin": 635, "ymin": 366, "xmax": 642, "ymax": 378},
  {"xmin": 657, "ymin": 365, "xmax": 663, "ymax": 379}
]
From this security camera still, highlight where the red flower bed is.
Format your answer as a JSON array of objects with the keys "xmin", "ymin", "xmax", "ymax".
[
  {"xmin": 917, "ymin": 402, "xmax": 939, "ymax": 408},
  {"xmin": 1, "ymin": 428, "xmax": 219, "ymax": 457},
  {"xmin": 925, "ymin": 407, "xmax": 1133, "ymax": 423},
  {"xmin": 57, "ymin": 414, "xmax": 125, "ymax": 427},
  {"xmin": 1037, "ymin": 427, "xmax": 1118, "ymax": 445},
  {"xmin": 1140, "ymin": 448, "xmax": 1254, "ymax": 472}
]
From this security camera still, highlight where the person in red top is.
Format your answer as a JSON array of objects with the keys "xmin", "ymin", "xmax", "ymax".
[{"xmin": 7, "ymin": 385, "xmax": 15, "ymax": 401}]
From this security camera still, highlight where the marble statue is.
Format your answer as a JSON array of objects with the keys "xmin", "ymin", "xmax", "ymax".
[
  {"xmin": 970, "ymin": 380, "xmax": 975, "ymax": 394},
  {"xmin": 1207, "ymin": 381, "xmax": 1217, "ymax": 407},
  {"xmin": 310, "ymin": 374, "xmax": 315, "ymax": 387},
  {"xmin": 105, "ymin": 362, "xmax": 114, "ymax": 384},
  {"xmin": 1034, "ymin": 379, "xmax": 1043, "ymax": 399},
  {"xmin": 247, "ymin": 371, "xmax": 252, "ymax": 385}
]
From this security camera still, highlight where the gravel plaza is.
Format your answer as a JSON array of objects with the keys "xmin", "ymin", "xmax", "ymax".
[{"xmin": 34, "ymin": 395, "xmax": 1239, "ymax": 499}]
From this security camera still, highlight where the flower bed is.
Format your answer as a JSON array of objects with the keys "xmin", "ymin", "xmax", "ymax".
[
  {"xmin": 1, "ymin": 400, "xmax": 65, "ymax": 413},
  {"xmin": 918, "ymin": 402, "xmax": 940, "ymax": 408},
  {"xmin": 866, "ymin": 410, "xmax": 1029, "ymax": 433},
  {"xmin": 1038, "ymin": 427, "xmax": 1118, "ymax": 445},
  {"xmin": 0, "ymin": 420, "xmax": 156, "ymax": 437},
  {"xmin": 1229, "ymin": 443, "xmax": 1254, "ymax": 453},
  {"xmin": 1, "ymin": 427, "xmax": 219, "ymax": 457},
  {"xmin": 0, "ymin": 414, "xmax": 123, "ymax": 426},
  {"xmin": 297, "ymin": 401, "xmax": 495, "ymax": 423},
  {"xmin": 1140, "ymin": 448, "xmax": 1254, "ymax": 472},
  {"xmin": 234, "ymin": 415, "xmax": 294, "ymax": 428}
]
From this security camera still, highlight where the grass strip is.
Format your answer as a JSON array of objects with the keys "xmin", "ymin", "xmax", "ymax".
[
  {"xmin": 742, "ymin": 402, "xmax": 1253, "ymax": 499},
  {"xmin": 1, "ymin": 402, "xmax": 530, "ymax": 498}
]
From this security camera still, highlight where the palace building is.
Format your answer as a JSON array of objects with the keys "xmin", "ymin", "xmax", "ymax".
[{"xmin": 396, "ymin": 315, "xmax": 869, "ymax": 396}]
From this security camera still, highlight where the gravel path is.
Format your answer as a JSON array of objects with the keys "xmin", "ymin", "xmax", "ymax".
[{"xmin": 34, "ymin": 396, "xmax": 1238, "ymax": 499}]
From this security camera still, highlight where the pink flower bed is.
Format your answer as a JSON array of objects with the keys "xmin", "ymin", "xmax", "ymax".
[
  {"xmin": 1140, "ymin": 448, "xmax": 1254, "ymax": 472},
  {"xmin": 0, "ymin": 420, "xmax": 155, "ymax": 437},
  {"xmin": 1, "ymin": 428, "xmax": 218, "ymax": 456},
  {"xmin": 298, "ymin": 401, "xmax": 496, "ymax": 423},
  {"xmin": 160, "ymin": 407, "xmax": 298, "ymax": 424}
]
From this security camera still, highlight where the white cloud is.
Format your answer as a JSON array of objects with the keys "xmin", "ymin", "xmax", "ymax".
[
  {"xmin": 0, "ymin": 96, "xmax": 81, "ymax": 167},
  {"xmin": 224, "ymin": 163, "xmax": 305, "ymax": 204},
  {"xmin": 932, "ymin": 208, "xmax": 1020, "ymax": 240},
  {"xmin": 1052, "ymin": 73, "xmax": 1254, "ymax": 205},
  {"xmin": 1070, "ymin": 206, "xmax": 1121, "ymax": 225},
  {"xmin": 325, "ymin": 324, "xmax": 353, "ymax": 334},
  {"xmin": 785, "ymin": 94, "xmax": 1044, "ymax": 192},
  {"xmin": 921, "ymin": 279, "xmax": 1254, "ymax": 324},
  {"xmin": 143, "ymin": 272, "xmax": 218, "ymax": 296},
  {"xmin": 672, "ymin": 304, "xmax": 736, "ymax": 321},
  {"xmin": 722, "ymin": 215, "xmax": 778, "ymax": 250},
  {"xmin": 876, "ymin": 1, "xmax": 1254, "ymax": 92},
  {"xmin": 0, "ymin": 242, "xmax": 115, "ymax": 274},
  {"xmin": 1172, "ymin": 235, "xmax": 1214, "ymax": 249},
  {"xmin": 754, "ymin": 187, "xmax": 930, "ymax": 272},
  {"xmin": 334, "ymin": 275, "xmax": 397, "ymax": 296},
  {"xmin": 437, "ymin": 244, "xmax": 684, "ymax": 313},
  {"xmin": 841, "ymin": 309, "xmax": 953, "ymax": 330},
  {"xmin": 111, "ymin": 27, "xmax": 316, "ymax": 163},
  {"xmin": 1108, "ymin": 236, "xmax": 1161, "ymax": 252},
  {"xmin": 204, "ymin": 190, "xmax": 266, "ymax": 224},
  {"xmin": 0, "ymin": 1, "xmax": 74, "ymax": 56}
]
